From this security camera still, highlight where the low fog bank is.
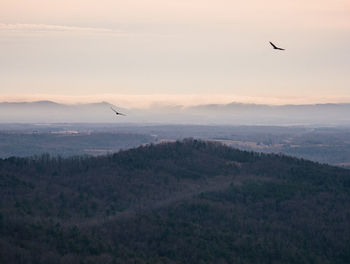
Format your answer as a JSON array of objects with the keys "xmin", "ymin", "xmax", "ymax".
[{"xmin": 1, "ymin": 101, "xmax": 350, "ymax": 126}]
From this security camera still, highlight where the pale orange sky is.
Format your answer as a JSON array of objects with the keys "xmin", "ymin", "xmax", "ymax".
[{"xmin": 1, "ymin": 0, "xmax": 349, "ymax": 107}]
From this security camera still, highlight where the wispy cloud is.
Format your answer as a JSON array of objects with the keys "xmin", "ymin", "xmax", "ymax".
[{"xmin": 0, "ymin": 23, "xmax": 123, "ymax": 34}]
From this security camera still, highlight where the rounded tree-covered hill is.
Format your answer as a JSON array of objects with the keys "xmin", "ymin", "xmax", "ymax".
[{"xmin": 0, "ymin": 139, "xmax": 349, "ymax": 263}]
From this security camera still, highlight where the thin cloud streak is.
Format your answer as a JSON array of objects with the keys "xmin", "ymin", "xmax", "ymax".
[{"xmin": 0, "ymin": 23, "xmax": 123, "ymax": 34}]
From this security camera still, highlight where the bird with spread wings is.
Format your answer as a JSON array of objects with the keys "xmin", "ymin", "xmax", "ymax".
[
  {"xmin": 269, "ymin": 41, "xmax": 285, "ymax": 51},
  {"xmin": 110, "ymin": 107, "xmax": 126, "ymax": 116}
]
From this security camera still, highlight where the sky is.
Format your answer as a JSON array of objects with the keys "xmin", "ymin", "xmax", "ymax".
[{"xmin": 1, "ymin": 0, "xmax": 350, "ymax": 107}]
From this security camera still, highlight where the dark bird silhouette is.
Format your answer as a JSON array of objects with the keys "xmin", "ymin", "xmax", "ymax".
[
  {"xmin": 111, "ymin": 107, "xmax": 126, "ymax": 116},
  {"xmin": 269, "ymin": 41, "xmax": 285, "ymax": 50}
]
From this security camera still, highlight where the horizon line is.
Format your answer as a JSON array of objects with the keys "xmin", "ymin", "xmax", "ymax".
[
  {"xmin": 1, "ymin": 93, "xmax": 350, "ymax": 108},
  {"xmin": 1, "ymin": 99, "xmax": 350, "ymax": 108}
]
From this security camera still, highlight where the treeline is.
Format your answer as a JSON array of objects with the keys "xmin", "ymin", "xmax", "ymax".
[{"xmin": 0, "ymin": 139, "xmax": 349, "ymax": 263}]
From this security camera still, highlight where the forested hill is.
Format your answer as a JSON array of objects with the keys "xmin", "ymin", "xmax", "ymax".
[{"xmin": 1, "ymin": 139, "xmax": 350, "ymax": 263}]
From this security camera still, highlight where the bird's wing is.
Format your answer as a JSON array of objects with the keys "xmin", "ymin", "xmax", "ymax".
[
  {"xmin": 111, "ymin": 107, "xmax": 126, "ymax": 116},
  {"xmin": 269, "ymin": 42, "xmax": 278, "ymax": 49},
  {"xmin": 277, "ymin": 47, "xmax": 285, "ymax": 50}
]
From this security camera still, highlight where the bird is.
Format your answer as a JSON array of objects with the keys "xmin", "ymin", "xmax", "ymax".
[
  {"xmin": 269, "ymin": 41, "xmax": 285, "ymax": 51},
  {"xmin": 110, "ymin": 107, "xmax": 126, "ymax": 116}
]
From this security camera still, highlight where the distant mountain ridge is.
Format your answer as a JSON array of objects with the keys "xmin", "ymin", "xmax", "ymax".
[
  {"xmin": 0, "ymin": 100, "xmax": 350, "ymax": 125},
  {"xmin": 0, "ymin": 100, "xmax": 111, "ymax": 107},
  {"xmin": 189, "ymin": 102, "xmax": 350, "ymax": 110},
  {"xmin": 0, "ymin": 101, "xmax": 122, "ymax": 123}
]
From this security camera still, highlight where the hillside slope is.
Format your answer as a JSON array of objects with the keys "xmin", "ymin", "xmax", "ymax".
[{"xmin": 0, "ymin": 139, "xmax": 349, "ymax": 263}]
